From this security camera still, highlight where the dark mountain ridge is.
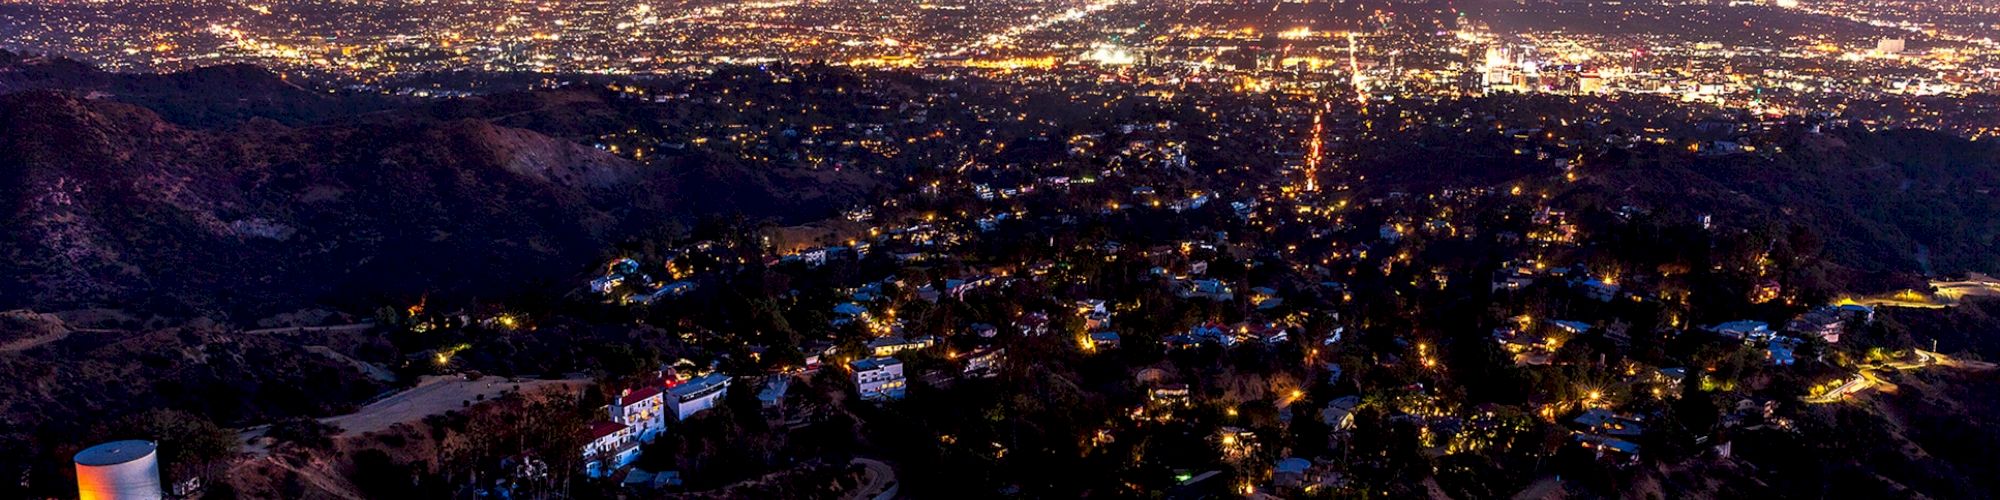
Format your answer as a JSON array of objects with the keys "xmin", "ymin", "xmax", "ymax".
[
  {"xmin": 0, "ymin": 89, "xmax": 665, "ymax": 318},
  {"xmin": 0, "ymin": 53, "xmax": 899, "ymax": 320},
  {"xmin": 0, "ymin": 49, "xmax": 407, "ymax": 126},
  {"xmin": 1572, "ymin": 127, "xmax": 2000, "ymax": 284}
]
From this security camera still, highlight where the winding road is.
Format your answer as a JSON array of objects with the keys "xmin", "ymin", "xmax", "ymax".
[
  {"xmin": 848, "ymin": 457, "xmax": 898, "ymax": 500},
  {"xmin": 1809, "ymin": 349, "xmax": 1997, "ymax": 404}
]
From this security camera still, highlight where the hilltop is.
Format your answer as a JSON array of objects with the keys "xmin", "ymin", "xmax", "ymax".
[
  {"xmin": 0, "ymin": 90, "xmax": 654, "ymax": 318},
  {"xmin": 0, "ymin": 60, "xmax": 883, "ymax": 320}
]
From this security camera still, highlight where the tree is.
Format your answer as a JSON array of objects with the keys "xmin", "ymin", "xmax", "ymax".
[
  {"xmin": 1673, "ymin": 369, "xmax": 1720, "ymax": 436},
  {"xmin": 349, "ymin": 449, "xmax": 413, "ymax": 498},
  {"xmin": 265, "ymin": 417, "xmax": 341, "ymax": 451},
  {"xmin": 449, "ymin": 393, "xmax": 590, "ymax": 493},
  {"xmin": 100, "ymin": 409, "xmax": 239, "ymax": 483}
]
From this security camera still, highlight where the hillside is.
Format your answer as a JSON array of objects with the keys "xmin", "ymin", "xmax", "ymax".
[
  {"xmin": 0, "ymin": 50, "xmax": 408, "ymax": 126},
  {"xmin": 1570, "ymin": 128, "xmax": 2000, "ymax": 285},
  {"xmin": 0, "ymin": 90, "xmax": 673, "ymax": 318}
]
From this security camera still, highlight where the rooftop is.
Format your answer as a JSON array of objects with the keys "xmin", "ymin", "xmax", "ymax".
[
  {"xmin": 758, "ymin": 376, "xmax": 792, "ymax": 405},
  {"xmin": 669, "ymin": 374, "xmax": 731, "ymax": 398},
  {"xmin": 624, "ymin": 385, "xmax": 664, "ymax": 403},
  {"xmin": 74, "ymin": 440, "xmax": 155, "ymax": 466},
  {"xmin": 851, "ymin": 356, "xmax": 904, "ymax": 371},
  {"xmin": 588, "ymin": 421, "xmax": 629, "ymax": 440}
]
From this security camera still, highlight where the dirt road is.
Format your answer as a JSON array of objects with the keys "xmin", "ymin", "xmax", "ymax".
[{"xmin": 241, "ymin": 375, "xmax": 589, "ymax": 453}]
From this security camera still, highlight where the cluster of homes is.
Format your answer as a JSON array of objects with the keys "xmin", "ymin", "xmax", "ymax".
[
  {"xmin": 1475, "ymin": 249, "xmax": 1886, "ymax": 467},
  {"xmin": 582, "ymin": 369, "xmax": 737, "ymax": 478},
  {"xmin": 830, "ymin": 275, "xmax": 1010, "ymax": 329},
  {"xmin": 1489, "ymin": 254, "xmax": 1880, "ymax": 370},
  {"xmin": 1161, "ymin": 322, "xmax": 1292, "ymax": 348},
  {"xmin": 580, "ymin": 357, "xmax": 921, "ymax": 480},
  {"xmin": 1709, "ymin": 302, "xmax": 1874, "ymax": 366},
  {"xmin": 1489, "ymin": 259, "xmax": 1623, "ymax": 301},
  {"xmin": 1154, "ymin": 258, "xmax": 1304, "ymax": 312},
  {"xmin": 1570, "ymin": 408, "xmax": 1645, "ymax": 465},
  {"xmin": 1526, "ymin": 300, "xmax": 1877, "ymax": 466},
  {"xmin": 568, "ymin": 139, "xmax": 1865, "ymax": 490},
  {"xmin": 584, "ymin": 317, "xmax": 1019, "ymax": 482},
  {"xmin": 587, "ymin": 257, "xmax": 697, "ymax": 305},
  {"xmin": 1131, "ymin": 373, "xmax": 1360, "ymax": 495},
  {"xmin": 768, "ymin": 214, "xmax": 972, "ymax": 270}
]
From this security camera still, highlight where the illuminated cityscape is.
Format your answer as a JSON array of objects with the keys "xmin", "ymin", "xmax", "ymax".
[
  {"xmin": 2, "ymin": 1, "xmax": 1995, "ymax": 95},
  {"xmin": 1, "ymin": 0, "xmax": 1999, "ymax": 499}
]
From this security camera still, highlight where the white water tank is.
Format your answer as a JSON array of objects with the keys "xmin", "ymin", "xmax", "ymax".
[{"xmin": 74, "ymin": 440, "xmax": 163, "ymax": 500}]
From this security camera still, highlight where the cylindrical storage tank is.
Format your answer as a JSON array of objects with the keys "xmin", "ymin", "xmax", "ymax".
[{"xmin": 74, "ymin": 440, "xmax": 163, "ymax": 500}]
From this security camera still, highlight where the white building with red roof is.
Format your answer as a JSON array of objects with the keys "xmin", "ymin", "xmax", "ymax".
[
  {"xmin": 583, "ymin": 379, "xmax": 673, "ymax": 478},
  {"xmin": 609, "ymin": 384, "xmax": 668, "ymax": 442},
  {"xmin": 583, "ymin": 421, "xmax": 639, "ymax": 478}
]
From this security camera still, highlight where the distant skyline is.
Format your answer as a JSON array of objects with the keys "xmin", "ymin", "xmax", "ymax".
[{"xmin": 3, "ymin": 0, "xmax": 1993, "ymax": 139}]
